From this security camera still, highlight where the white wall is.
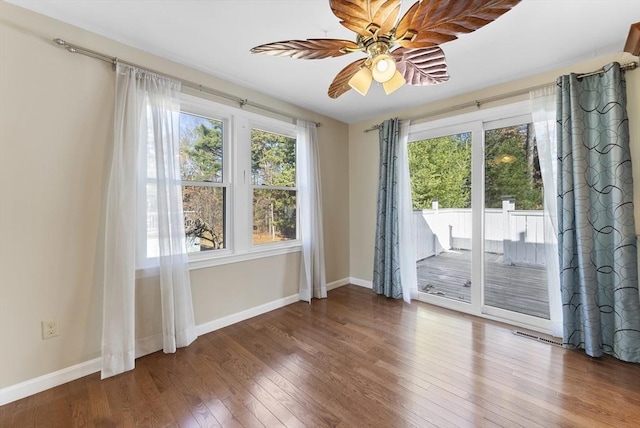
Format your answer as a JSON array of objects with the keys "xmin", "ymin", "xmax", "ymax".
[
  {"xmin": 0, "ymin": 1, "xmax": 349, "ymax": 391},
  {"xmin": 349, "ymin": 52, "xmax": 640, "ymax": 282}
]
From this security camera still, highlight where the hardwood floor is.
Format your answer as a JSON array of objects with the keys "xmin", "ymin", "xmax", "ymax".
[{"xmin": 2, "ymin": 285, "xmax": 639, "ymax": 427}]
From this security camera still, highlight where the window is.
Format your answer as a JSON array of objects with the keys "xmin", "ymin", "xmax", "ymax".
[
  {"xmin": 251, "ymin": 128, "xmax": 297, "ymax": 244},
  {"xmin": 179, "ymin": 112, "xmax": 226, "ymax": 252},
  {"xmin": 140, "ymin": 94, "xmax": 300, "ymax": 270}
]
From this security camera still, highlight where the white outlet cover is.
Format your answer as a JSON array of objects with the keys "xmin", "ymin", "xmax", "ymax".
[{"xmin": 42, "ymin": 320, "xmax": 59, "ymax": 339}]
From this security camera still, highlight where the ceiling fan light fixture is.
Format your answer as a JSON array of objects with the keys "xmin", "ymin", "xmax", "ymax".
[
  {"xmin": 498, "ymin": 154, "xmax": 516, "ymax": 164},
  {"xmin": 348, "ymin": 66, "xmax": 373, "ymax": 96},
  {"xmin": 382, "ymin": 70, "xmax": 406, "ymax": 95},
  {"xmin": 371, "ymin": 53, "xmax": 396, "ymax": 83},
  {"xmin": 250, "ymin": 0, "xmax": 522, "ymax": 99}
]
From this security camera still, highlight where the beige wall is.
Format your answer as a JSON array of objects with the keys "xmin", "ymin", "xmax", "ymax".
[
  {"xmin": 349, "ymin": 52, "xmax": 640, "ymax": 282},
  {"xmin": 0, "ymin": 2, "xmax": 349, "ymax": 389}
]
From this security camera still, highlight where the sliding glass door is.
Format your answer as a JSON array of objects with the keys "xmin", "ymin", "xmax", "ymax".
[
  {"xmin": 408, "ymin": 131, "xmax": 473, "ymax": 306},
  {"xmin": 410, "ymin": 109, "xmax": 552, "ymax": 332},
  {"xmin": 482, "ymin": 118, "xmax": 549, "ymax": 325}
]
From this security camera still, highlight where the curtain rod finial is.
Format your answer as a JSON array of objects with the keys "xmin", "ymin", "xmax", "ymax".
[{"xmin": 53, "ymin": 38, "xmax": 66, "ymax": 46}]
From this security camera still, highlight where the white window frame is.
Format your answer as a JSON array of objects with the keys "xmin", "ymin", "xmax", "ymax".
[{"xmin": 137, "ymin": 94, "xmax": 301, "ymax": 277}]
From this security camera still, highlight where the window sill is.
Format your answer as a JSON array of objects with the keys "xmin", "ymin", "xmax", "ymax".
[{"xmin": 136, "ymin": 242, "xmax": 302, "ymax": 279}]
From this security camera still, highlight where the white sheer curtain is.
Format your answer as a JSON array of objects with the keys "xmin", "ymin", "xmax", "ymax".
[
  {"xmin": 102, "ymin": 63, "xmax": 196, "ymax": 379},
  {"xmin": 297, "ymin": 120, "xmax": 327, "ymax": 302},
  {"xmin": 397, "ymin": 120, "xmax": 418, "ymax": 303},
  {"xmin": 530, "ymin": 85, "xmax": 563, "ymax": 337}
]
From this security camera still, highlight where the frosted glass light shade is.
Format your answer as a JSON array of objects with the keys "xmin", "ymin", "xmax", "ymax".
[
  {"xmin": 499, "ymin": 154, "xmax": 516, "ymax": 164},
  {"xmin": 382, "ymin": 70, "xmax": 406, "ymax": 95},
  {"xmin": 371, "ymin": 54, "xmax": 396, "ymax": 83},
  {"xmin": 348, "ymin": 67, "xmax": 373, "ymax": 96}
]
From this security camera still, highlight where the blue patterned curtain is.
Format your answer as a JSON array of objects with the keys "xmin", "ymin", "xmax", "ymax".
[
  {"xmin": 557, "ymin": 62, "xmax": 640, "ymax": 363},
  {"xmin": 373, "ymin": 118, "xmax": 402, "ymax": 298}
]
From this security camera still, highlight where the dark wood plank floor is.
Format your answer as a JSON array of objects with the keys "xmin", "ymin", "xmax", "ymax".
[
  {"xmin": 2, "ymin": 285, "xmax": 639, "ymax": 427},
  {"xmin": 417, "ymin": 250, "xmax": 550, "ymax": 319}
]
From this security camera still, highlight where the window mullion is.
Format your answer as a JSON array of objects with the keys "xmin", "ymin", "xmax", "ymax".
[{"xmin": 233, "ymin": 116, "xmax": 252, "ymax": 253}]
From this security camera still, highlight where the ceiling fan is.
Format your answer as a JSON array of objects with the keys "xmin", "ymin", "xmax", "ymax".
[{"xmin": 251, "ymin": 0, "xmax": 521, "ymax": 98}]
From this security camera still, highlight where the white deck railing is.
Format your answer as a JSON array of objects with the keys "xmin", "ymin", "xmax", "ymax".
[{"xmin": 414, "ymin": 200, "xmax": 546, "ymax": 266}]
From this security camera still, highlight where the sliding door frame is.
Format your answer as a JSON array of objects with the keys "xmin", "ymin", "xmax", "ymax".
[{"xmin": 409, "ymin": 101, "xmax": 552, "ymax": 334}]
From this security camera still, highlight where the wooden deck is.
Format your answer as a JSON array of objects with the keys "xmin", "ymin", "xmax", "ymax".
[{"xmin": 417, "ymin": 250, "xmax": 550, "ymax": 319}]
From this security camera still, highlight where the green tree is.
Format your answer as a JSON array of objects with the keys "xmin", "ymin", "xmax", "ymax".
[
  {"xmin": 251, "ymin": 129, "xmax": 296, "ymax": 242},
  {"xmin": 180, "ymin": 114, "xmax": 225, "ymax": 250},
  {"xmin": 408, "ymin": 133, "xmax": 472, "ymax": 209},
  {"xmin": 485, "ymin": 124, "xmax": 542, "ymax": 210},
  {"xmin": 251, "ymin": 129, "xmax": 295, "ymax": 186},
  {"xmin": 181, "ymin": 122, "xmax": 223, "ymax": 181},
  {"xmin": 408, "ymin": 125, "xmax": 543, "ymax": 213}
]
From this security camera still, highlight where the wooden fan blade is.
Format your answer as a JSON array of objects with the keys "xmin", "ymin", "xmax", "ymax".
[
  {"xmin": 392, "ymin": 47, "xmax": 449, "ymax": 86},
  {"xmin": 330, "ymin": 0, "xmax": 401, "ymax": 37},
  {"xmin": 328, "ymin": 58, "xmax": 366, "ymax": 99},
  {"xmin": 624, "ymin": 22, "xmax": 640, "ymax": 56},
  {"xmin": 250, "ymin": 39, "xmax": 360, "ymax": 59},
  {"xmin": 395, "ymin": 0, "xmax": 520, "ymax": 49}
]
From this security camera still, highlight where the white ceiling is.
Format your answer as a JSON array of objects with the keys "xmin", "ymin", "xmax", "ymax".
[{"xmin": 8, "ymin": 0, "xmax": 640, "ymax": 124}]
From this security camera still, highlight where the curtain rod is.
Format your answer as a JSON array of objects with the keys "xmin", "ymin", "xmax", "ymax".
[
  {"xmin": 363, "ymin": 61, "xmax": 638, "ymax": 133},
  {"xmin": 52, "ymin": 38, "xmax": 322, "ymax": 128}
]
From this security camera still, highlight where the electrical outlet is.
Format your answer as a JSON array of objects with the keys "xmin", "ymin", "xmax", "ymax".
[{"xmin": 42, "ymin": 320, "xmax": 59, "ymax": 339}]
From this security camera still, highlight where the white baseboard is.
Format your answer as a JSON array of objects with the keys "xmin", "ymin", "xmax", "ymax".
[
  {"xmin": 349, "ymin": 277, "xmax": 373, "ymax": 289},
  {"xmin": 0, "ymin": 357, "xmax": 101, "ymax": 406},
  {"xmin": 195, "ymin": 293, "xmax": 299, "ymax": 336},
  {"xmin": 135, "ymin": 334, "xmax": 163, "ymax": 359},
  {"xmin": 0, "ymin": 292, "xmax": 302, "ymax": 407},
  {"xmin": 326, "ymin": 277, "xmax": 350, "ymax": 290}
]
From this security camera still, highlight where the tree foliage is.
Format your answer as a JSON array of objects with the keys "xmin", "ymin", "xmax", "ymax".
[
  {"xmin": 180, "ymin": 121, "xmax": 223, "ymax": 182},
  {"xmin": 251, "ymin": 129, "xmax": 296, "ymax": 242},
  {"xmin": 408, "ymin": 133, "xmax": 472, "ymax": 209},
  {"xmin": 179, "ymin": 114, "xmax": 224, "ymax": 251},
  {"xmin": 408, "ymin": 125, "xmax": 543, "ymax": 211},
  {"xmin": 485, "ymin": 124, "xmax": 542, "ymax": 210}
]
